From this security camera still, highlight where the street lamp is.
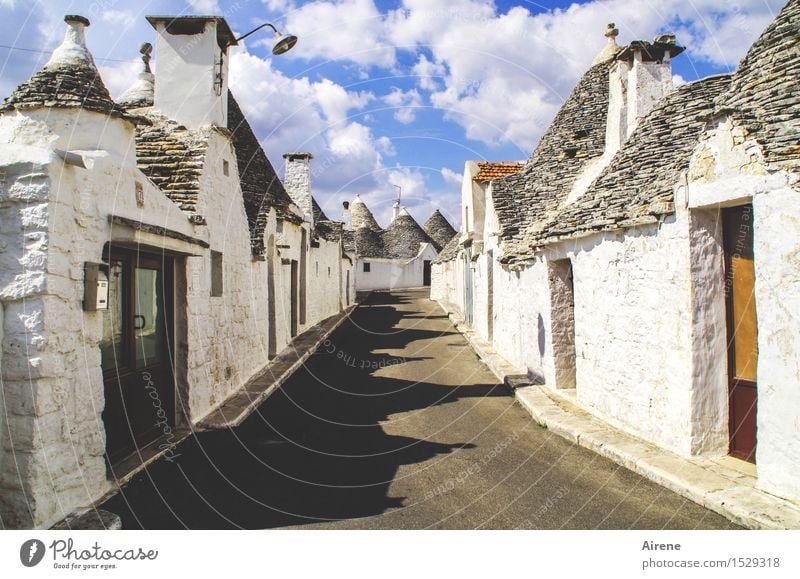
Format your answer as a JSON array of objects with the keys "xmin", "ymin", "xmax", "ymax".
[{"xmin": 235, "ymin": 22, "xmax": 298, "ymax": 55}]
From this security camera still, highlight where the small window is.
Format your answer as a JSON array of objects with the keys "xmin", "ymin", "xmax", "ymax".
[
  {"xmin": 210, "ymin": 250, "xmax": 223, "ymax": 297},
  {"xmin": 222, "ymin": 159, "xmax": 229, "ymax": 176},
  {"xmin": 316, "ymin": 261, "xmax": 319, "ymax": 276},
  {"xmin": 276, "ymin": 220, "xmax": 283, "ymax": 234},
  {"xmin": 328, "ymin": 266, "xmax": 331, "ymax": 277},
  {"xmin": 363, "ymin": 262, "xmax": 371, "ymax": 273}
]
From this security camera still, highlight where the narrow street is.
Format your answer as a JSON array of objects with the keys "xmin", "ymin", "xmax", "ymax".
[{"xmin": 102, "ymin": 289, "xmax": 738, "ymax": 529}]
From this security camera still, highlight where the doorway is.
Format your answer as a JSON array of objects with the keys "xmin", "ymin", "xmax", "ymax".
[
  {"xmin": 290, "ymin": 259, "xmax": 299, "ymax": 338},
  {"xmin": 267, "ymin": 235, "xmax": 277, "ymax": 359},
  {"xmin": 299, "ymin": 229, "xmax": 307, "ymax": 326},
  {"xmin": 423, "ymin": 260, "xmax": 432, "ymax": 286},
  {"xmin": 486, "ymin": 250, "xmax": 494, "ymax": 342},
  {"xmin": 463, "ymin": 247, "xmax": 473, "ymax": 326},
  {"xmin": 101, "ymin": 247, "xmax": 175, "ymax": 465},
  {"xmin": 547, "ymin": 258, "xmax": 577, "ymax": 389},
  {"xmin": 723, "ymin": 205, "xmax": 758, "ymax": 463}
]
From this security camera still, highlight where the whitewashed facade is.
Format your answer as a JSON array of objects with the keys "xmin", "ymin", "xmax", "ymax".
[
  {"xmin": 0, "ymin": 14, "xmax": 353, "ymax": 528},
  {"xmin": 343, "ymin": 196, "xmax": 454, "ymax": 291},
  {"xmin": 433, "ymin": 4, "xmax": 800, "ymax": 505}
]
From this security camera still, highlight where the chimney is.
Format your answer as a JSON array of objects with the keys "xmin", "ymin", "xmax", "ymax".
[
  {"xmin": 342, "ymin": 201, "xmax": 352, "ymax": 231},
  {"xmin": 47, "ymin": 15, "xmax": 93, "ymax": 67},
  {"xmin": 117, "ymin": 43, "xmax": 155, "ymax": 108},
  {"xmin": 283, "ymin": 152, "xmax": 314, "ymax": 224},
  {"xmin": 146, "ymin": 16, "xmax": 237, "ymax": 129},
  {"xmin": 605, "ymin": 30, "xmax": 684, "ymax": 154},
  {"xmin": 391, "ymin": 200, "xmax": 401, "ymax": 222}
]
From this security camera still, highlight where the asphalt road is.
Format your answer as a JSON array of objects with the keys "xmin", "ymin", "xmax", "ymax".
[{"xmin": 102, "ymin": 289, "xmax": 739, "ymax": 529}]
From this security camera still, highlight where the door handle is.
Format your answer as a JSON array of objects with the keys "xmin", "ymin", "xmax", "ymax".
[{"xmin": 134, "ymin": 315, "xmax": 146, "ymax": 330}]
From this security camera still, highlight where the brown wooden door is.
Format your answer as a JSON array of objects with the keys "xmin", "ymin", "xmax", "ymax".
[
  {"xmin": 423, "ymin": 260, "xmax": 432, "ymax": 286},
  {"xmin": 101, "ymin": 248, "xmax": 175, "ymax": 465},
  {"xmin": 723, "ymin": 205, "xmax": 758, "ymax": 463}
]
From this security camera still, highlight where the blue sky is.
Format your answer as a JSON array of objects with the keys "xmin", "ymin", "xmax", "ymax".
[{"xmin": 0, "ymin": 0, "xmax": 787, "ymax": 226}]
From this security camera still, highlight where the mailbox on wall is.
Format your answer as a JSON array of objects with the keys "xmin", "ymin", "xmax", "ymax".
[{"xmin": 84, "ymin": 262, "xmax": 110, "ymax": 311}]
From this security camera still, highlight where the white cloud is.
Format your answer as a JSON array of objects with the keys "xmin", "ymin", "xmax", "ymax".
[
  {"xmin": 441, "ymin": 167, "xmax": 462, "ymax": 187},
  {"xmin": 281, "ymin": 0, "xmax": 395, "ymax": 68},
  {"xmin": 186, "ymin": 0, "xmax": 220, "ymax": 12},
  {"xmin": 412, "ymin": 54, "xmax": 446, "ymax": 91},
  {"xmin": 100, "ymin": 10, "xmax": 137, "ymax": 27},
  {"xmin": 99, "ymin": 60, "xmax": 143, "ymax": 99},
  {"xmin": 378, "ymin": 0, "xmax": 786, "ymax": 150},
  {"xmin": 383, "ymin": 87, "xmax": 422, "ymax": 124},
  {"xmin": 376, "ymin": 136, "xmax": 396, "ymax": 157},
  {"xmin": 228, "ymin": 48, "xmax": 387, "ymax": 217}
]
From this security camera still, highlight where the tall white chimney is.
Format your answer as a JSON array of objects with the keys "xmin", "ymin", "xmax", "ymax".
[
  {"xmin": 146, "ymin": 16, "xmax": 237, "ymax": 129},
  {"xmin": 283, "ymin": 152, "xmax": 314, "ymax": 224},
  {"xmin": 342, "ymin": 201, "xmax": 352, "ymax": 230},
  {"xmin": 605, "ymin": 34, "xmax": 684, "ymax": 154},
  {"xmin": 391, "ymin": 200, "xmax": 401, "ymax": 222}
]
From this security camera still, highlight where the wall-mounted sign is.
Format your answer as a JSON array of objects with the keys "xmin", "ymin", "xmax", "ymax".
[{"xmin": 135, "ymin": 181, "xmax": 145, "ymax": 208}]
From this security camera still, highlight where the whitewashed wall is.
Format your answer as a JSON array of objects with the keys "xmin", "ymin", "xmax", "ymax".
[
  {"xmin": 0, "ymin": 108, "xmax": 204, "ymax": 528},
  {"xmin": 0, "ymin": 105, "xmax": 353, "ymax": 528},
  {"xmin": 355, "ymin": 244, "xmax": 438, "ymax": 291},
  {"xmin": 687, "ymin": 116, "xmax": 800, "ymax": 502},
  {"xmin": 307, "ymin": 236, "xmax": 346, "ymax": 323}
]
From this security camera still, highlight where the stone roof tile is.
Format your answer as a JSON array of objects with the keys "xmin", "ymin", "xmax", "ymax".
[
  {"xmin": 433, "ymin": 234, "xmax": 462, "ymax": 264},
  {"xmin": 381, "ymin": 209, "xmax": 435, "ymax": 259},
  {"xmin": 227, "ymin": 92, "xmax": 296, "ymax": 256},
  {"xmin": 491, "ymin": 60, "xmax": 615, "ymax": 254},
  {"xmin": 423, "ymin": 209, "xmax": 457, "ymax": 250},
  {"xmin": 135, "ymin": 113, "xmax": 209, "ymax": 217},
  {"xmin": 503, "ymin": 74, "xmax": 732, "ymax": 260},
  {"xmin": 715, "ymin": 0, "xmax": 800, "ymax": 174}
]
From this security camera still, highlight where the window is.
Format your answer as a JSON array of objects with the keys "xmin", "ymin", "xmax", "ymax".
[
  {"xmin": 276, "ymin": 220, "xmax": 283, "ymax": 234},
  {"xmin": 328, "ymin": 266, "xmax": 331, "ymax": 277},
  {"xmin": 222, "ymin": 159, "xmax": 229, "ymax": 176},
  {"xmin": 210, "ymin": 250, "xmax": 223, "ymax": 297},
  {"xmin": 363, "ymin": 262, "xmax": 371, "ymax": 273},
  {"xmin": 316, "ymin": 261, "xmax": 319, "ymax": 276}
]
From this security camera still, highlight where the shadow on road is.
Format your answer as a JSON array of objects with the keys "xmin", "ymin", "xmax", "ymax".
[{"xmin": 101, "ymin": 290, "xmax": 504, "ymax": 529}]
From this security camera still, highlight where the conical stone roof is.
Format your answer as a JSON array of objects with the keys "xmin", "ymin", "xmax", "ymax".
[
  {"xmin": 0, "ymin": 15, "xmax": 132, "ymax": 120},
  {"xmin": 350, "ymin": 195, "xmax": 382, "ymax": 231},
  {"xmin": 423, "ymin": 209, "xmax": 457, "ymax": 251},
  {"xmin": 118, "ymin": 43, "xmax": 155, "ymax": 109},
  {"xmin": 713, "ymin": 0, "xmax": 800, "ymax": 174},
  {"xmin": 382, "ymin": 208, "xmax": 435, "ymax": 259}
]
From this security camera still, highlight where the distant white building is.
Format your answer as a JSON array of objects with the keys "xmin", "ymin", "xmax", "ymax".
[
  {"xmin": 342, "ymin": 195, "xmax": 456, "ymax": 291},
  {"xmin": 0, "ymin": 14, "xmax": 353, "ymax": 528},
  {"xmin": 433, "ymin": 4, "xmax": 800, "ymax": 506}
]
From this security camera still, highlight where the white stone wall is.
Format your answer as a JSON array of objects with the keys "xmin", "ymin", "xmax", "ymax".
[
  {"xmin": 185, "ymin": 131, "xmax": 269, "ymax": 419},
  {"xmin": 563, "ymin": 219, "xmax": 697, "ymax": 456},
  {"xmin": 151, "ymin": 19, "xmax": 229, "ymax": 130},
  {"xmin": 687, "ymin": 116, "xmax": 800, "ymax": 502},
  {"xmin": 306, "ymin": 236, "xmax": 346, "ymax": 322},
  {"xmin": 355, "ymin": 244, "xmax": 438, "ymax": 291},
  {"xmin": 0, "ymin": 108, "xmax": 204, "ymax": 528},
  {"xmin": 0, "ymin": 104, "xmax": 352, "ymax": 528},
  {"xmin": 752, "ymin": 183, "xmax": 800, "ymax": 502}
]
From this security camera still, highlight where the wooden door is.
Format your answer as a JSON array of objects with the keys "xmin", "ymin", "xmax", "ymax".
[
  {"xmin": 101, "ymin": 248, "xmax": 175, "ymax": 465},
  {"xmin": 723, "ymin": 205, "xmax": 758, "ymax": 463},
  {"xmin": 423, "ymin": 260, "xmax": 432, "ymax": 286}
]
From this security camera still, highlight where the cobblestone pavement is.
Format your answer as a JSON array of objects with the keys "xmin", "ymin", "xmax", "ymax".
[{"xmin": 101, "ymin": 289, "xmax": 739, "ymax": 529}]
